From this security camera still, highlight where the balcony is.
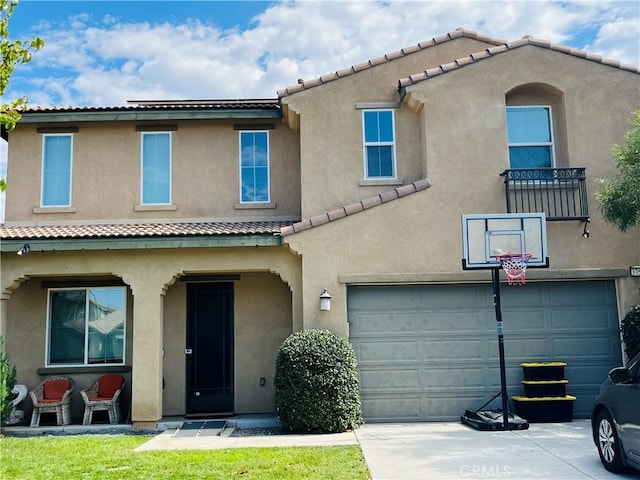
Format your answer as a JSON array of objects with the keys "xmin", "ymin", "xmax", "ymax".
[{"xmin": 500, "ymin": 168, "xmax": 589, "ymax": 221}]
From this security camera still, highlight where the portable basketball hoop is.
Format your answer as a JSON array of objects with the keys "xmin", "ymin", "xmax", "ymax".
[
  {"xmin": 496, "ymin": 253, "xmax": 532, "ymax": 285},
  {"xmin": 461, "ymin": 213, "xmax": 549, "ymax": 431}
]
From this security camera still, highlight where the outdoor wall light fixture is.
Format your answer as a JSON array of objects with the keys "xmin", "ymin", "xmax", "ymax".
[
  {"xmin": 582, "ymin": 219, "xmax": 590, "ymax": 239},
  {"xmin": 320, "ymin": 289, "xmax": 332, "ymax": 312},
  {"xmin": 16, "ymin": 244, "xmax": 30, "ymax": 256}
]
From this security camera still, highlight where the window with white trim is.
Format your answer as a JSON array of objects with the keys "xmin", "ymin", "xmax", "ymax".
[
  {"xmin": 47, "ymin": 287, "xmax": 126, "ymax": 366},
  {"xmin": 506, "ymin": 106, "xmax": 555, "ymax": 168},
  {"xmin": 239, "ymin": 130, "xmax": 270, "ymax": 203},
  {"xmin": 362, "ymin": 109, "xmax": 396, "ymax": 178},
  {"xmin": 41, "ymin": 134, "xmax": 73, "ymax": 207},
  {"xmin": 141, "ymin": 132, "xmax": 171, "ymax": 205}
]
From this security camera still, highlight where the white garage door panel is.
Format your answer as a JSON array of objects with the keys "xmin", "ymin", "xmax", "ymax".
[
  {"xmin": 356, "ymin": 313, "xmax": 418, "ymax": 333},
  {"xmin": 421, "ymin": 339, "xmax": 489, "ymax": 361},
  {"xmin": 421, "ymin": 367, "xmax": 487, "ymax": 388},
  {"xmin": 503, "ymin": 310, "xmax": 546, "ymax": 330},
  {"xmin": 503, "ymin": 337, "xmax": 548, "ymax": 357},
  {"xmin": 364, "ymin": 396, "xmax": 422, "ymax": 419},
  {"xmin": 360, "ymin": 369, "xmax": 421, "ymax": 391},
  {"xmin": 419, "ymin": 312, "xmax": 487, "ymax": 333},
  {"xmin": 553, "ymin": 336, "xmax": 618, "ymax": 358},
  {"xmin": 348, "ymin": 281, "xmax": 621, "ymax": 422},
  {"xmin": 357, "ymin": 340, "xmax": 420, "ymax": 363}
]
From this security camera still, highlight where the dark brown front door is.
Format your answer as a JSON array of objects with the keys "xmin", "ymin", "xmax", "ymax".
[{"xmin": 186, "ymin": 282, "xmax": 234, "ymax": 415}]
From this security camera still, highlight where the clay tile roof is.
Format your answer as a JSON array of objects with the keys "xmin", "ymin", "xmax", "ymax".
[
  {"xmin": 22, "ymin": 99, "xmax": 280, "ymax": 114},
  {"xmin": 0, "ymin": 221, "xmax": 294, "ymax": 240},
  {"xmin": 398, "ymin": 35, "xmax": 640, "ymax": 90},
  {"xmin": 280, "ymin": 178, "xmax": 431, "ymax": 236},
  {"xmin": 277, "ymin": 28, "xmax": 507, "ymax": 98}
]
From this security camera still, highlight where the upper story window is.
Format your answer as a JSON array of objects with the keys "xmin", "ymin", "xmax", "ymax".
[
  {"xmin": 506, "ymin": 106, "xmax": 555, "ymax": 168},
  {"xmin": 239, "ymin": 131, "xmax": 270, "ymax": 203},
  {"xmin": 47, "ymin": 287, "xmax": 126, "ymax": 367},
  {"xmin": 363, "ymin": 109, "xmax": 396, "ymax": 179},
  {"xmin": 41, "ymin": 134, "xmax": 72, "ymax": 207},
  {"xmin": 141, "ymin": 132, "xmax": 171, "ymax": 205}
]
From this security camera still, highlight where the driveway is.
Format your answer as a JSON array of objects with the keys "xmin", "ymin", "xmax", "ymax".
[{"xmin": 355, "ymin": 420, "xmax": 640, "ymax": 480}]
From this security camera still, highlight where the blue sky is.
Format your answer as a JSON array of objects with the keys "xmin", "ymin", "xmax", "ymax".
[
  {"xmin": 5, "ymin": 0, "xmax": 640, "ymax": 106},
  {"xmin": 1, "ymin": 0, "xmax": 639, "ymax": 220}
]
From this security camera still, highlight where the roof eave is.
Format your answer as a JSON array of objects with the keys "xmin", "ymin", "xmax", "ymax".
[
  {"xmin": 17, "ymin": 109, "xmax": 282, "ymax": 124},
  {"xmin": 0, "ymin": 234, "xmax": 283, "ymax": 253}
]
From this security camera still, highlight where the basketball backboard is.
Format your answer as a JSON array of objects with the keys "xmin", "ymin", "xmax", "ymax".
[{"xmin": 462, "ymin": 213, "xmax": 548, "ymax": 269}]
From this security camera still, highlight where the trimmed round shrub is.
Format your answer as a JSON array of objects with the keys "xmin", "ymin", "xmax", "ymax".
[
  {"xmin": 621, "ymin": 305, "xmax": 640, "ymax": 361},
  {"xmin": 274, "ymin": 329, "xmax": 363, "ymax": 433}
]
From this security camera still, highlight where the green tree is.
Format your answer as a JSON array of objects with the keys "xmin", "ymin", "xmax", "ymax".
[
  {"xmin": 1, "ymin": 0, "xmax": 45, "ymax": 191},
  {"xmin": 0, "ymin": 336, "xmax": 17, "ymax": 427},
  {"xmin": 596, "ymin": 110, "xmax": 640, "ymax": 232},
  {"xmin": 621, "ymin": 305, "xmax": 640, "ymax": 361}
]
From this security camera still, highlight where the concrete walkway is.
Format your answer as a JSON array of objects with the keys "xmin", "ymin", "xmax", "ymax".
[{"xmin": 136, "ymin": 428, "xmax": 358, "ymax": 451}]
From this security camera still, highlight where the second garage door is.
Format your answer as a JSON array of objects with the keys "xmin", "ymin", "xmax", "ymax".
[{"xmin": 348, "ymin": 280, "xmax": 621, "ymax": 422}]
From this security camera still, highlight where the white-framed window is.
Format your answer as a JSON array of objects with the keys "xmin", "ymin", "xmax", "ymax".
[
  {"xmin": 141, "ymin": 132, "xmax": 171, "ymax": 205},
  {"xmin": 362, "ymin": 109, "xmax": 396, "ymax": 178},
  {"xmin": 239, "ymin": 130, "xmax": 270, "ymax": 203},
  {"xmin": 506, "ymin": 106, "xmax": 555, "ymax": 169},
  {"xmin": 41, "ymin": 134, "xmax": 73, "ymax": 207},
  {"xmin": 46, "ymin": 287, "xmax": 126, "ymax": 367}
]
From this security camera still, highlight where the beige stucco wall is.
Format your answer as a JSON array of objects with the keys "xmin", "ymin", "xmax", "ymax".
[
  {"xmin": 283, "ymin": 42, "xmax": 639, "ymax": 228},
  {"xmin": 403, "ymin": 46, "xmax": 639, "ymax": 188},
  {"xmin": 281, "ymin": 36, "xmax": 500, "ymax": 218},
  {"xmin": 5, "ymin": 119, "xmax": 300, "ymax": 223},
  {"xmin": 1, "ymin": 245, "xmax": 300, "ymax": 424},
  {"xmin": 233, "ymin": 272, "xmax": 293, "ymax": 412},
  {"xmin": 280, "ymin": 43, "xmax": 639, "ymax": 337},
  {"xmin": 162, "ymin": 272, "xmax": 292, "ymax": 416},
  {"xmin": 284, "ymin": 189, "xmax": 640, "ymax": 338}
]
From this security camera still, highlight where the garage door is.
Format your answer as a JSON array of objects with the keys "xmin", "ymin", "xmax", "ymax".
[{"xmin": 348, "ymin": 280, "xmax": 621, "ymax": 422}]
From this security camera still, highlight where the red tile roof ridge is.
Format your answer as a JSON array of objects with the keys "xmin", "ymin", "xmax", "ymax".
[
  {"xmin": 277, "ymin": 28, "xmax": 506, "ymax": 98},
  {"xmin": 398, "ymin": 35, "xmax": 640, "ymax": 89},
  {"xmin": 280, "ymin": 178, "xmax": 432, "ymax": 236}
]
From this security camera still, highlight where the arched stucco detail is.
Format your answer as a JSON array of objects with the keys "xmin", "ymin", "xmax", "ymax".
[
  {"xmin": 1, "ymin": 275, "xmax": 31, "ymax": 299},
  {"xmin": 505, "ymin": 82, "xmax": 568, "ymax": 168},
  {"xmin": 506, "ymin": 82, "xmax": 563, "ymax": 98},
  {"xmin": 1, "ymin": 275, "xmax": 31, "ymax": 341}
]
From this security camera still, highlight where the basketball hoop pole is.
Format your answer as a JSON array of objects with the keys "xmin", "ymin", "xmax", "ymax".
[{"xmin": 492, "ymin": 267, "xmax": 510, "ymax": 430}]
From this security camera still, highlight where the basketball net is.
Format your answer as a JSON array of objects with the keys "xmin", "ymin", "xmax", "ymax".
[{"xmin": 496, "ymin": 253, "xmax": 532, "ymax": 285}]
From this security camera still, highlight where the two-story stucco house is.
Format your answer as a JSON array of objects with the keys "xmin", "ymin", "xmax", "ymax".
[{"xmin": 1, "ymin": 29, "xmax": 639, "ymax": 428}]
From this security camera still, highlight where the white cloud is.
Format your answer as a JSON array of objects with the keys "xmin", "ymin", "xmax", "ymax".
[
  {"xmin": 591, "ymin": 17, "xmax": 640, "ymax": 65},
  {"xmin": 5, "ymin": 0, "xmax": 640, "ymax": 107}
]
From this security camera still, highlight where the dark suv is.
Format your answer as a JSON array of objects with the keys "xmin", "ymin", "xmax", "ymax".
[{"xmin": 591, "ymin": 352, "xmax": 640, "ymax": 473}]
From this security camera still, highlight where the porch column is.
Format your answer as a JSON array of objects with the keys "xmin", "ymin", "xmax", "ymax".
[{"xmin": 128, "ymin": 279, "xmax": 165, "ymax": 429}]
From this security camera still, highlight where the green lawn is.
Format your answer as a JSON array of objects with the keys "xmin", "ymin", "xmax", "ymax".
[{"xmin": 0, "ymin": 435, "xmax": 370, "ymax": 479}]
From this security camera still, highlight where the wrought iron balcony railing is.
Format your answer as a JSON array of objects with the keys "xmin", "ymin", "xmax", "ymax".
[{"xmin": 500, "ymin": 168, "xmax": 589, "ymax": 221}]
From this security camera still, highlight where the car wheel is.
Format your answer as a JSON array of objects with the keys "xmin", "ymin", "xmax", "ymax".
[{"xmin": 596, "ymin": 410, "xmax": 625, "ymax": 473}]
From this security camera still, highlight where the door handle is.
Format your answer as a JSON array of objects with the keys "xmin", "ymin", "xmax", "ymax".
[{"xmin": 185, "ymin": 348, "xmax": 193, "ymax": 355}]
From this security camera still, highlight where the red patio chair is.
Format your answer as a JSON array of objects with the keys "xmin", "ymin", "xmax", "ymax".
[
  {"xmin": 29, "ymin": 376, "xmax": 74, "ymax": 427},
  {"xmin": 81, "ymin": 374, "xmax": 124, "ymax": 425}
]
